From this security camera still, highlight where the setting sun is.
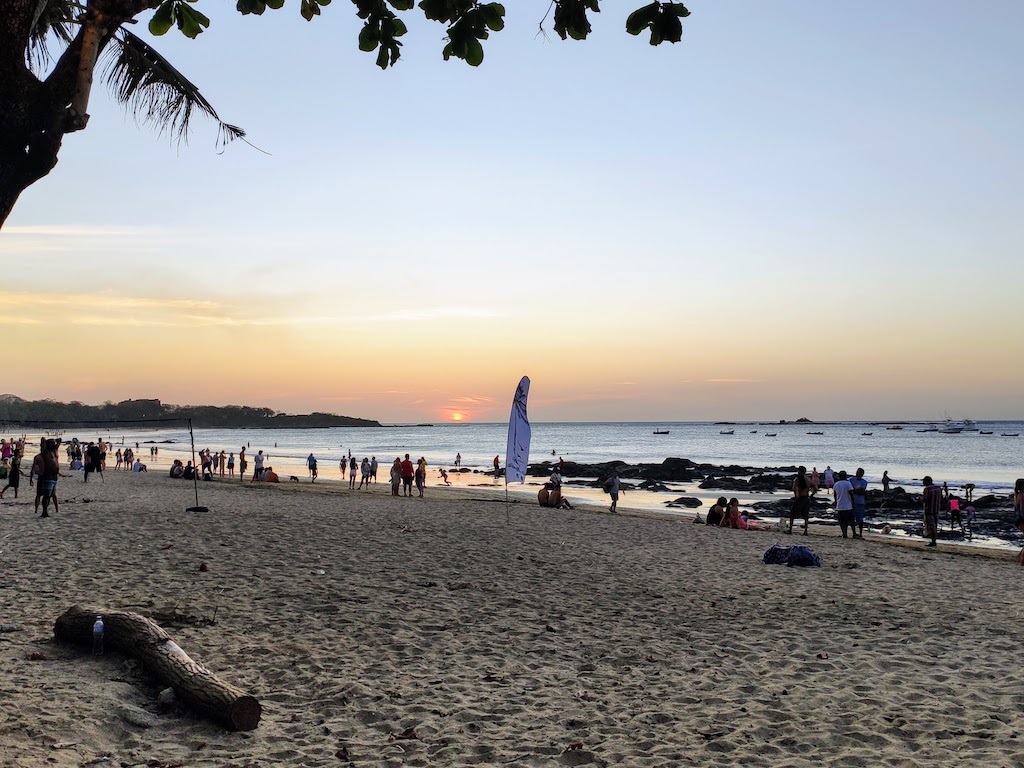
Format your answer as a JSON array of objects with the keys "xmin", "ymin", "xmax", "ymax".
[{"xmin": 450, "ymin": 412, "xmax": 465, "ymax": 422}]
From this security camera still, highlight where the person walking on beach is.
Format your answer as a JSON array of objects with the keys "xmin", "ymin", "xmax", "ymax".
[
  {"xmin": 390, "ymin": 458, "xmax": 402, "ymax": 496},
  {"xmin": 401, "ymin": 454, "xmax": 415, "ymax": 496},
  {"xmin": 788, "ymin": 466, "xmax": 812, "ymax": 536},
  {"xmin": 0, "ymin": 450, "xmax": 24, "ymax": 499},
  {"xmin": 851, "ymin": 468, "xmax": 868, "ymax": 539},
  {"xmin": 833, "ymin": 470, "xmax": 855, "ymax": 539},
  {"xmin": 921, "ymin": 476, "xmax": 942, "ymax": 547},
  {"xmin": 604, "ymin": 469, "xmax": 623, "ymax": 514},
  {"xmin": 308, "ymin": 453, "xmax": 318, "ymax": 483},
  {"xmin": 239, "ymin": 447, "xmax": 247, "ymax": 481}
]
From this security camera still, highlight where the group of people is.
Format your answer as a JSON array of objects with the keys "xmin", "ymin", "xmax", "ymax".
[
  {"xmin": 388, "ymin": 455, "xmax": 429, "ymax": 497},
  {"xmin": 703, "ymin": 497, "xmax": 752, "ymax": 529}
]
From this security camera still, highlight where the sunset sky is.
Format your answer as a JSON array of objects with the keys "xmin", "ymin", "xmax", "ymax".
[{"xmin": 2, "ymin": 2, "xmax": 1021, "ymax": 423}]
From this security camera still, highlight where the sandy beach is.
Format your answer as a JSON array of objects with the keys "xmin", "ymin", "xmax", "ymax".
[{"xmin": 2, "ymin": 470, "xmax": 1023, "ymax": 767}]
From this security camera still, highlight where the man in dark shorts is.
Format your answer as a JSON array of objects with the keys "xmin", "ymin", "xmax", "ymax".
[
  {"xmin": 38, "ymin": 439, "xmax": 62, "ymax": 518},
  {"xmin": 400, "ymin": 454, "xmax": 414, "ymax": 497},
  {"xmin": 84, "ymin": 441, "xmax": 103, "ymax": 483},
  {"xmin": 0, "ymin": 450, "xmax": 24, "ymax": 499},
  {"xmin": 922, "ymin": 475, "xmax": 942, "ymax": 547},
  {"xmin": 788, "ymin": 466, "xmax": 812, "ymax": 535}
]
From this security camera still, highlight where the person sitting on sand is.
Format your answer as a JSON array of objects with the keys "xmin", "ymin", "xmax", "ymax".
[
  {"xmin": 132, "ymin": 459, "xmax": 148, "ymax": 472},
  {"xmin": 538, "ymin": 485, "xmax": 573, "ymax": 510},
  {"xmin": 721, "ymin": 498, "xmax": 743, "ymax": 528},
  {"xmin": 264, "ymin": 467, "xmax": 280, "ymax": 483},
  {"xmin": 706, "ymin": 497, "xmax": 728, "ymax": 527},
  {"xmin": 169, "ymin": 460, "xmax": 184, "ymax": 478},
  {"xmin": 182, "ymin": 461, "xmax": 196, "ymax": 480}
]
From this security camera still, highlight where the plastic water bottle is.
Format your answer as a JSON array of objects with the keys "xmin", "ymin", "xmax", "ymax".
[{"xmin": 92, "ymin": 615, "xmax": 104, "ymax": 655}]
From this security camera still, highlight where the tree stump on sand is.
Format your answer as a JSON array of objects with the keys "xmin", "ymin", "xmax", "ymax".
[{"xmin": 53, "ymin": 606, "xmax": 261, "ymax": 731}]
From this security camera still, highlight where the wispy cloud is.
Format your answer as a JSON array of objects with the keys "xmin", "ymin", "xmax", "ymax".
[
  {"xmin": 1, "ymin": 225, "xmax": 162, "ymax": 237},
  {"xmin": 364, "ymin": 307, "xmax": 505, "ymax": 322},
  {"xmin": 705, "ymin": 378, "xmax": 764, "ymax": 384}
]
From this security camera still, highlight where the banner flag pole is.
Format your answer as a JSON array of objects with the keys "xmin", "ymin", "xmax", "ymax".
[{"xmin": 504, "ymin": 376, "xmax": 532, "ymax": 526}]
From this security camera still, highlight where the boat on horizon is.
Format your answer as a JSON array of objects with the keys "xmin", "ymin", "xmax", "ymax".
[
  {"xmin": 764, "ymin": 433, "xmax": 777, "ymax": 437},
  {"xmin": 917, "ymin": 424, "xmax": 939, "ymax": 432},
  {"xmin": 886, "ymin": 425, "xmax": 903, "ymax": 430},
  {"xmin": 653, "ymin": 429, "xmax": 670, "ymax": 435},
  {"xmin": 719, "ymin": 429, "xmax": 734, "ymax": 435},
  {"xmin": 962, "ymin": 418, "xmax": 979, "ymax": 431},
  {"xmin": 980, "ymin": 430, "xmax": 994, "ymax": 434},
  {"xmin": 862, "ymin": 432, "xmax": 873, "ymax": 436},
  {"xmin": 1002, "ymin": 433, "xmax": 1019, "ymax": 437},
  {"xmin": 806, "ymin": 431, "xmax": 824, "ymax": 435},
  {"xmin": 939, "ymin": 417, "xmax": 963, "ymax": 434}
]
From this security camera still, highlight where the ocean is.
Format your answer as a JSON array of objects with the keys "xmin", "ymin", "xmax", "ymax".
[{"xmin": 58, "ymin": 419, "xmax": 1024, "ymax": 493}]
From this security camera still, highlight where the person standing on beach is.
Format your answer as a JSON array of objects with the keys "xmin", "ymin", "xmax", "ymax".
[
  {"xmin": 882, "ymin": 471, "xmax": 892, "ymax": 496},
  {"xmin": 401, "ymin": 454, "xmax": 415, "ymax": 496},
  {"xmin": 921, "ymin": 476, "xmax": 942, "ymax": 547},
  {"xmin": 84, "ymin": 441, "xmax": 103, "ymax": 483},
  {"xmin": 359, "ymin": 458, "xmax": 371, "ymax": 489},
  {"xmin": 307, "ymin": 453, "xmax": 317, "ymax": 480},
  {"xmin": 833, "ymin": 470, "xmax": 855, "ymax": 539},
  {"xmin": 390, "ymin": 458, "xmax": 402, "ymax": 496},
  {"xmin": 851, "ymin": 468, "xmax": 868, "ymax": 539},
  {"xmin": 823, "ymin": 466, "xmax": 835, "ymax": 491},
  {"xmin": 455, "ymin": 452, "xmax": 461, "ymax": 468},
  {"xmin": 415, "ymin": 457, "xmax": 426, "ymax": 497},
  {"xmin": 1013, "ymin": 479, "xmax": 1024, "ymax": 565},
  {"xmin": 227, "ymin": 452, "xmax": 235, "ymax": 477},
  {"xmin": 37, "ymin": 439, "xmax": 61, "ymax": 518},
  {"xmin": 349, "ymin": 456, "xmax": 358, "ymax": 489},
  {"xmin": 810, "ymin": 467, "xmax": 820, "ymax": 495},
  {"xmin": 0, "ymin": 450, "xmax": 24, "ymax": 499},
  {"xmin": 370, "ymin": 456, "xmax": 378, "ymax": 484},
  {"xmin": 251, "ymin": 450, "xmax": 264, "ymax": 482},
  {"xmin": 218, "ymin": 450, "xmax": 226, "ymax": 477},
  {"xmin": 788, "ymin": 466, "xmax": 812, "ymax": 535},
  {"xmin": 239, "ymin": 447, "xmax": 247, "ymax": 481},
  {"xmin": 493, "ymin": 455, "xmax": 500, "ymax": 477}
]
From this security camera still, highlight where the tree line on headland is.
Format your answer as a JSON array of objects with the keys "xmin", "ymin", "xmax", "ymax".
[{"xmin": 0, "ymin": 395, "xmax": 380, "ymax": 429}]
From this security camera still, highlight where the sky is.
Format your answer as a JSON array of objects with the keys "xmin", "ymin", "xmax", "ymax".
[{"xmin": 2, "ymin": 1, "xmax": 1022, "ymax": 423}]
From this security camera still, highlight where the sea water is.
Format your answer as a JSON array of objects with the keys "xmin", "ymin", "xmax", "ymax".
[{"xmin": 83, "ymin": 420, "xmax": 1023, "ymax": 492}]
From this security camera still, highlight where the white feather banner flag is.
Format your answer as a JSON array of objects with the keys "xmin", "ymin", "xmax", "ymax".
[{"xmin": 505, "ymin": 376, "xmax": 531, "ymax": 484}]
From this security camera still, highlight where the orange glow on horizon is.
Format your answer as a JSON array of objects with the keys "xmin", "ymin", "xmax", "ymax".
[{"xmin": 451, "ymin": 412, "xmax": 465, "ymax": 422}]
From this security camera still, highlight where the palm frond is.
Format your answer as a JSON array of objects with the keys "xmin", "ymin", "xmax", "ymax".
[
  {"xmin": 101, "ymin": 28, "xmax": 245, "ymax": 148},
  {"xmin": 26, "ymin": 0, "xmax": 77, "ymax": 74}
]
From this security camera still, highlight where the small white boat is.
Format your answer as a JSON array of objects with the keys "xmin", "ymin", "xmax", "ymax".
[{"xmin": 719, "ymin": 429, "xmax": 734, "ymax": 435}]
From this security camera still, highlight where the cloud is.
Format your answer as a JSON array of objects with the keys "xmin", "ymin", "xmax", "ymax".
[
  {"xmin": 364, "ymin": 307, "xmax": 505, "ymax": 322},
  {"xmin": 705, "ymin": 378, "xmax": 764, "ymax": 384},
  {"xmin": 1, "ymin": 225, "xmax": 163, "ymax": 237}
]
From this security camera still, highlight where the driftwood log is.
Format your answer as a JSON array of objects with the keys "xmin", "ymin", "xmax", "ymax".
[{"xmin": 53, "ymin": 606, "xmax": 261, "ymax": 731}]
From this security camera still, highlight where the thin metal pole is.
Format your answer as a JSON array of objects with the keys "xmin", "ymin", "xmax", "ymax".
[
  {"xmin": 505, "ymin": 478, "xmax": 510, "ymax": 525},
  {"xmin": 188, "ymin": 418, "xmax": 199, "ymax": 508}
]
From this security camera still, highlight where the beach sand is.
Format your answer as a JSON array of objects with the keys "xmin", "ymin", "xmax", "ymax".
[{"xmin": 2, "ymin": 471, "xmax": 1023, "ymax": 767}]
